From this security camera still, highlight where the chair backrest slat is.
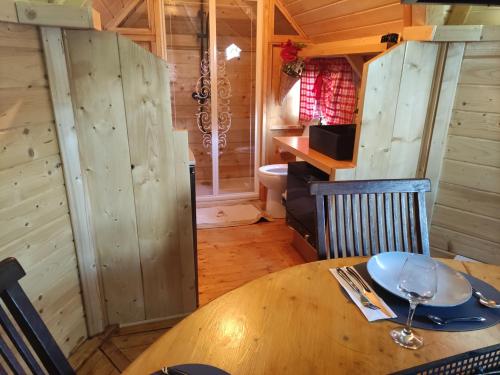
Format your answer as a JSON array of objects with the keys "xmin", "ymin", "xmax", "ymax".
[
  {"xmin": 327, "ymin": 197, "xmax": 337, "ymax": 259},
  {"xmin": 336, "ymin": 196, "xmax": 347, "ymax": 258},
  {"xmin": 0, "ymin": 334, "xmax": 24, "ymax": 374},
  {"xmin": 351, "ymin": 195, "xmax": 362, "ymax": 257},
  {"xmin": 392, "ymin": 193, "xmax": 403, "ymax": 251},
  {"xmin": 384, "ymin": 193, "xmax": 394, "ymax": 251},
  {"xmin": 0, "ymin": 258, "xmax": 75, "ymax": 375},
  {"xmin": 315, "ymin": 195, "xmax": 328, "ymax": 260},
  {"xmin": 0, "ymin": 305, "xmax": 44, "ymax": 374},
  {"xmin": 417, "ymin": 191, "xmax": 431, "ymax": 254},
  {"xmin": 408, "ymin": 193, "xmax": 419, "ymax": 253},
  {"xmin": 344, "ymin": 195, "xmax": 355, "ymax": 257},
  {"xmin": 360, "ymin": 194, "xmax": 370, "ymax": 256},
  {"xmin": 376, "ymin": 193, "xmax": 387, "ymax": 253},
  {"xmin": 400, "ymin": 192, "xmax": 410, "ymax": 252},
  {"xmin": 368, "ymin": 194, "xmax": 378, "ymax": 254},
  {"xmin": 310, "ymin": 179, "xmax": 431, "ymax": 260}
]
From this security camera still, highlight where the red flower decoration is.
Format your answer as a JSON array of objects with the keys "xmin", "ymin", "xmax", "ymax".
[{"xmin": 280, "ymin": 40, "xmax": 301, "ymax": 63}]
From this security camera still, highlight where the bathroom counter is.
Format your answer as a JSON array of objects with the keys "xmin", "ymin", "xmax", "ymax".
[{"xmin": 273, "ymin": 136, "xmax": 355, "ymax": 178}]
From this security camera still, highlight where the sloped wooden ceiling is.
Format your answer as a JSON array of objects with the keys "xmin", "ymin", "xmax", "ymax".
[
  {"xmin": 92, "ymin": 0, "xmax": 141, "ymax": 27},
  {"xmin": 280, "ymin": 0, "xmax": 405, "ymax": 42},
  {"xmin": 93, "ymin": 0, "xmax": 256, "ymax": 36}
]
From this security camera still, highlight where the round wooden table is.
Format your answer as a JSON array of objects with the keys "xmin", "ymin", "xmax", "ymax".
[{"xmin": 124, "ymin": 258, "xmax": 500, "ymax": 374}]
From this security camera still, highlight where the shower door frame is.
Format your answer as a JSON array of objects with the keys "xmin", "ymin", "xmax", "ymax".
[{"xmin": 196, "ymin": 0, "xmax": 263, "ymax": 202}]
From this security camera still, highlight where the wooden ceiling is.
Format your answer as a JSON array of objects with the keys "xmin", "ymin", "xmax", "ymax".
[
  {"xmin": 92, "ymin": 0, "xmax": 405, "ymax": 42},
  {"xmin": 279, "ymin": 0, "xmax": 405, "ymax": 42},
  {"xmin": 92, "ymin": 0, "xmax": 134, "ymax": 27},
  {"xmin": 93, "ymin": 0, "xmax": 257, "ymax": 37}
]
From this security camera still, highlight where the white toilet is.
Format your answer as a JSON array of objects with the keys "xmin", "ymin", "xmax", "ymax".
[{"xmin": 257, "ymin": 164, "xmax": 288, "ymax": 218}]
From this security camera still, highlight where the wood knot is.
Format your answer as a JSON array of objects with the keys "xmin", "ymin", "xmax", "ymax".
[{"xmin": 25, "ymin": 8, "xmax": 37, "ymax": 20}]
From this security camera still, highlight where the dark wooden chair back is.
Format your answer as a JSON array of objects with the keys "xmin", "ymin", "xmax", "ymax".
[
  {"xmin": 310, "ymin": 179, "xmax": 431, "ymax": 260},
  {"xmin": 0, "ymin": 257, "xmax": 75, "ymax": 374}
]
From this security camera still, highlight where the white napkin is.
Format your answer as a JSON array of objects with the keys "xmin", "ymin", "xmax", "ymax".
[{"xmin": 330, "ymin": 267, "xmax": 397, "ymax": 321}]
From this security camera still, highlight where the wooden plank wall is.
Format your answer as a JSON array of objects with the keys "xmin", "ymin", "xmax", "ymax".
[
  {"xmin": 345, "ymin": 41, "xmax": 439, "ymax": 181},
  {"xmin": 65, "ymin": 30, "xmax": 146, "ymax": 324},
  {"xmin": 264, "ymin": 45, "xmax": 303, "ymax": 165},
  {"xmin": 0, "ymin": 22, "xmax": 86, "ymax": 355},
  {"xmin": 65, "ymin": 30, "xmax": 196, "ymax": 324},
  {"xmin": 118, "ymin": 36, "xmax": 186, "ymax": 318},
  {"xmin": 430, "ymin": 41, "xmax": 500, "ymax": 265}
]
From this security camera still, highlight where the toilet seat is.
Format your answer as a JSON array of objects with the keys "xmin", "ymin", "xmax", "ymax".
[{"xmin": 258, "ymin": 164, "xmax": 288, "ymax": 176}]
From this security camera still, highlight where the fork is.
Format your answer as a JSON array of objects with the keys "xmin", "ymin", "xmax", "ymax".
[{"xmin": 336, "ymin": 268, "xmax": 379, "ymax": 310}]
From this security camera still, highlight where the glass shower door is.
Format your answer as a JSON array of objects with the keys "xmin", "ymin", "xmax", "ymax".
[
  {"xmin": 166, "ymin": 0, "xmax": 213, "ymax": 196},
  {"xmin": 166, "ymin": 0, "xmax": 259, "ymax": 198},
  {"xmin": 215, "ymin": 0, "xmax": 257, "ymax": 195}
]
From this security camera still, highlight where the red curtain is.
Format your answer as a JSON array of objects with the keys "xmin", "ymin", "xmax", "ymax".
[{"xmin": 299, "ymin": 58, "xmax": 356, "ymax": 125}]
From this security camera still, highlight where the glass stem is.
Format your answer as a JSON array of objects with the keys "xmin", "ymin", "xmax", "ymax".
[{"xmin": 404, "ymin": 301, "xmax": 418, "ymax": 334}]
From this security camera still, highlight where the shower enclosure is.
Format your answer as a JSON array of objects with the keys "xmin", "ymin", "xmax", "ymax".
[{"xmin": 165, "ymin": 0, "xmax": 261, "ymax": 200}]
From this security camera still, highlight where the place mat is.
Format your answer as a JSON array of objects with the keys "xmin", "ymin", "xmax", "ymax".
[{"xmin": 353, "ymin": 262, "xmax": 500, "ymax": 332}]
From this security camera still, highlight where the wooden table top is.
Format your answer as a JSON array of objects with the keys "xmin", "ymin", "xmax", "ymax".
[
  {"xmin": 124, "ymin": 258, "xmax": 500, "ymax": 375},
  {"xmin": 273, "ymin": 136, "xmax": 355, "ymax": 176}
]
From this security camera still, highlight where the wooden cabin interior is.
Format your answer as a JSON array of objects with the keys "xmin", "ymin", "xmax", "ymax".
[{"xmin": 0, "ymin": 0, "xmax": 499, "ymax": 374}]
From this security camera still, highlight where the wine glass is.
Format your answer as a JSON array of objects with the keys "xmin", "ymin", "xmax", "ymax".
[{"xmin": 390, "ymin": 255, "xmax": 438, "ymax": 350}]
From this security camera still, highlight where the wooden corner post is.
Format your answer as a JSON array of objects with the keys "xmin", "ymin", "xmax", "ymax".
[{"xmin": 40, "ymin": 27, "xmax": 106, "ymax": 336}]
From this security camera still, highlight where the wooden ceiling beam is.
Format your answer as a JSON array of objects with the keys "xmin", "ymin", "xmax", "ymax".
[
  {"xmin": 270, "ymin": 35, "xmax": 310, "ymax": 44},
  {"xmin": 124, "ymin": 1, "xmax": 147, "ymax": 26},
  {"xmin": 105, "ymin": 0, "xmax": 142, "ymax": 29},
  {"xmin": 148, "ymin": 0, "xmax": 167, "ymax": 59},
  {"xmin": 299, "ymin": 36, "xmax": 389, "ymax": 58}
]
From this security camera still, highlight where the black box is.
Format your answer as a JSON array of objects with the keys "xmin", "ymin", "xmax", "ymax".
[
  {"xmin": 308, "ymin": 124, "xmax": 355, "ymax": 161},
  {"xmin": 286, "ymin": 162, "xmax": 329, "ymax": 249}
]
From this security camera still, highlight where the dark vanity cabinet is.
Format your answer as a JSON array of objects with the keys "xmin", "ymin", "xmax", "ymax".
[{"xmin": 286, "ymin": 162, "xmax": 329, "ymax": 249}]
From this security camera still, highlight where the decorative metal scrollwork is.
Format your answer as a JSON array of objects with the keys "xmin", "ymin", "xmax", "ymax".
[{"xmin": 193, "ymin": 51, "xmax": 232, "ymax": 155}]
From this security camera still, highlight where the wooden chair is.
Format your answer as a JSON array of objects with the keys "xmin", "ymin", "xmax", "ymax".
[
  {"xmin": 0, "ymin": 257, "xmax": 75, "ymax": 374},
  {"xmin": 309, "ymin": 179, "xmax": 431, "ymax": 260}
]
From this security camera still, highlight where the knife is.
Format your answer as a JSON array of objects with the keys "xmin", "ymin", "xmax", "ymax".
[{"xmin": 346, "ymin": 266, "xmax": 394, "ymax": 318}]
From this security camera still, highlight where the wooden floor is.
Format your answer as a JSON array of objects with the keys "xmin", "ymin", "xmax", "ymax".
[
  {"xmin": 72, "ymin": 219, "xmax": 304, "ymax": 373},
  {"xmin": 197, "ymin": 219, "xmax": 304, "ymax": 305}
]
